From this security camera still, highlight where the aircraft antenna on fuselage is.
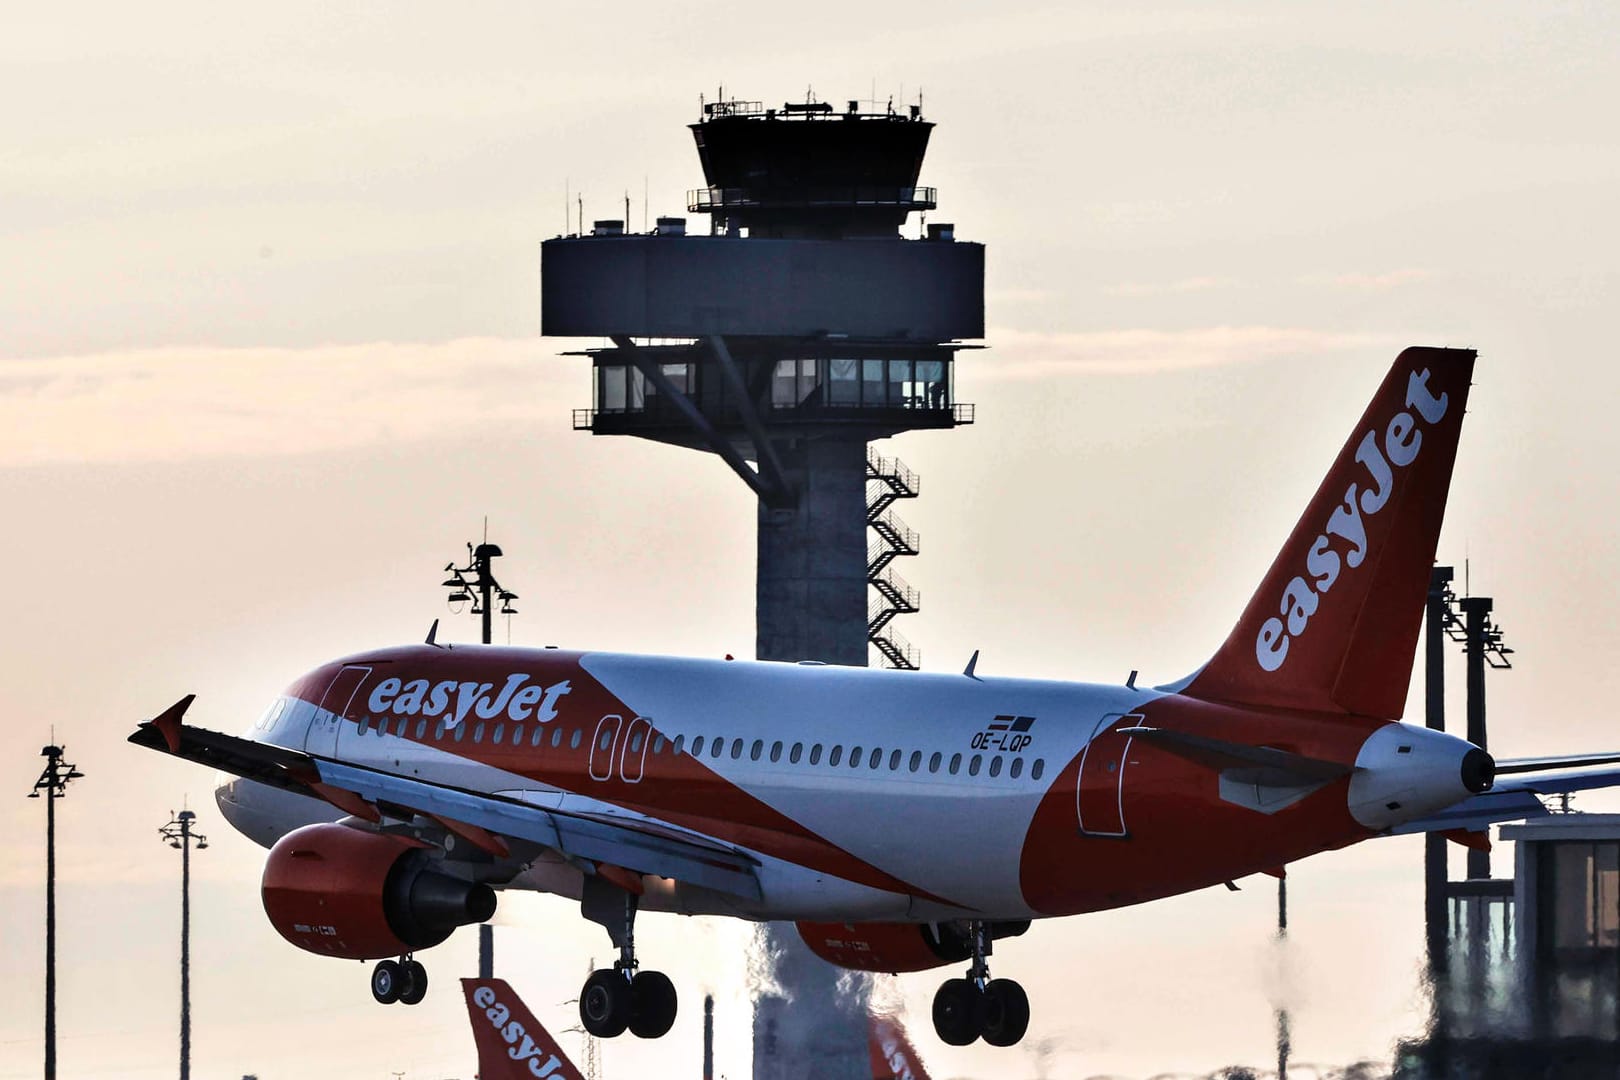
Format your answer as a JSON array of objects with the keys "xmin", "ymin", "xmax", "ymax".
[{"xmin": 963, "ymin": 650, "xmax": 981, "ymax": 679}]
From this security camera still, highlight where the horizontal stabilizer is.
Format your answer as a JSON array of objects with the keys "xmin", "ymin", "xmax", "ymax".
[
  {"xmin": 1495, "ymin": 752, "xmax": 1620, "ymax": 775},
  {"xmin": 1492, "ymin": 766, "xmax": 1620, "ymax": 798},
  {"xmin": 1119, "ymin": 726, "xmax": 1353, "ymax": 786},
  {"xmin": 1385, "ymin": 790, "xmax": 1549, "ymax": 836}
]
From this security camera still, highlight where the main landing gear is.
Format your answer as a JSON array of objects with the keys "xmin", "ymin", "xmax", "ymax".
[
  {"xmin": 931, "ymin": 921, "xmax": 1030, "ymax": 1047},
  {"xmin": 371, "ymin": 955, "xmax": 429, "ymax": 1006},
  {"xmin": 577, "ymin": 874, "xmax": 678, "ymax": 1039}
]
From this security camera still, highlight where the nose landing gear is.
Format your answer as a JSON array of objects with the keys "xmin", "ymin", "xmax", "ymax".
[
  {"xmin": 931, "ymin": 921, "xmax": 1029, "ymax": 1047},
  {"xmin": 371, "ymin": 955, "xmax": 429, "ymax": 1005},
  {"xmin": 577, "ymin": 873, "xmax": 678, "ymax": 1039}
]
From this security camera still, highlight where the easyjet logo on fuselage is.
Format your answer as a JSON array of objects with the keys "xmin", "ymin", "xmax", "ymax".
[
  {"xmin": 471, "ymin": 984, "xmax": 567, "ymax": 1078},
  {"xmin": 367, "ymin": 673, "xmax": 571, "ymax": 729},
  {"xmin": 1254, "ymin": 368, "xmax": 1450, "ymax": 673}
]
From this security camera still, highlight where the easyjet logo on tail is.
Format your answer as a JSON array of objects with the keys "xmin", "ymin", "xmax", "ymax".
[
  {"xmin": 1254, "ymin": 368, "xmax": 1450, "ymax": 673},
  {"xmin": 471, "ymin": 983, "xmax": 567, "ymax": 1078}
]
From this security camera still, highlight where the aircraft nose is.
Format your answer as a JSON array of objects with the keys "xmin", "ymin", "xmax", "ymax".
[{"xmin": 1461, "ymin": 748, "xmax": 1496, "ymax": 794}]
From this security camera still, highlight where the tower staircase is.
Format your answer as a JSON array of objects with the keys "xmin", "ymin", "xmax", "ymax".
[{"xmin": 867, "ymin": 451, "xmax": 922, "ymax": 670}]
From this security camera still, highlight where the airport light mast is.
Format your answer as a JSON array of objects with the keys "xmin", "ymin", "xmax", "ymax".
[
  {"xmin": 159, "ymin": 808, "xmax": 207, "ymax": 1080},
  {"xmin": 441, "ymin": 530, "xmax": 519, "ymax": 978},
  {"xmin": 29, "ymin": 743, "xmax": 83, "ymax": 1080}
]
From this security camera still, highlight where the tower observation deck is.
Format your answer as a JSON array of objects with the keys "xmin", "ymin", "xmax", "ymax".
[{"xmin": 542, "ymin": 96, "xmax": 984, "ymax": 668}]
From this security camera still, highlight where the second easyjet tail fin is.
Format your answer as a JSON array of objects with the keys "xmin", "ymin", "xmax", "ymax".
[
  {"xmin": 1179, "ymin": 347, "xmax": 1475, "ymax": 719},
  {"xmin": 462, "ymin": 978, "xmax": 586, "ymax": 1080},
  {"xmin": 870, "ymin": 1012, "xmax": 934, "ymax": 1080}
]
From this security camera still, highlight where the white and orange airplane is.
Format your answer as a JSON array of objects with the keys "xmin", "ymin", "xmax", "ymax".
[{"xmin": 133, "ymin": 347, "xmax": 1620, "ymax": 1049}]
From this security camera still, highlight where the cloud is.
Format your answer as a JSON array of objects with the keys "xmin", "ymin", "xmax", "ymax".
[
  {"xmin": 0, "ymin": 337, "xmax": 593, "ymax": 467},
  {"xmin": 980, "ymin": 325, "xmax": 1401, "ymax": 377},
  {"xmin": 1103, "ymin": 276, "xmax": 1238, "ymax": 298},
  {"xmin": 1307, "ymin": 268, "xmax": 1436, "ymax": 290}
]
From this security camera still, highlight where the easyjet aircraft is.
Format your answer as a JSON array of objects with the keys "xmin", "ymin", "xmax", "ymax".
[
  {"xmin": 132, "ymin": 347, "xmax": 1620, "ymax": 1049},
  {"xmin": 463, "ymin": 978, "xmax": 585, "ymax": 1080}
]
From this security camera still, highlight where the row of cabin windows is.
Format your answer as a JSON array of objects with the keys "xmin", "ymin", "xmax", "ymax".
[{"xmin": 352, "ymin": 714, "xmax": 1046, "ymax": 783}]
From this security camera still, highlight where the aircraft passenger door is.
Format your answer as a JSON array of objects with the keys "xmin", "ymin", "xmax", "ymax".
[
  {"xmin": 305, "ymin": 665, "xmax": 372, "ymax": 758},
  {"xmin": 588, "ymin": 714, "xmax": 623, "ymax": 782},
  {"xmin": 619, "ymin": 717, "xmax": 651, "ymax": 783},
  {"xmin": 1077, "ymin": 712, "xmax": 1138, "ymax": 838}
]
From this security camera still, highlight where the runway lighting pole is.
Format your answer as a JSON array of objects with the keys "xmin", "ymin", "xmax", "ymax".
[
  {"xmin": 442, "ymin": 527, "xmax": 519, "ymax": 980},
  {"xmin": 1276, "ymin": 874, "xmax": 1290, "ymax": 1079},
  {"xmin": 160, "ymin": 809, "xmax": 207, "ymax": 1080},
  {"xmin": 29, "ymin": 744, "xmax": 83, "ymax": 1080}
]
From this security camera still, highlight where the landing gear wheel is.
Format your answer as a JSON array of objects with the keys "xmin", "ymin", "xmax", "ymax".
[
  {"xmin": 980, "ymin": 979, "xmax": 1030, "ymax": 1047},
  {"xmin": 932, "ymin": 978, "xmax": 983, "ymax": 1046},
  {"xmin": 398, "ymin": 960, "xmax": 429, "ymax": 1006},
  {"xmin": 370, "ymin": 959, "xmax": 403, "ymax": 1005},
  {"xmin": 629, "ymin": 970, "xmax": 678, "ymax": 1039},
  {"xmin": 580, "ymin": 968, "xmax": 632, "ymax": 1038}
]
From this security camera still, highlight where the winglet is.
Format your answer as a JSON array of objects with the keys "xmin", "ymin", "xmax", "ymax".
[
  {"xmin": 963, "ymin": 650, "xmax": 980, "ymax": 679},
  {"xmin": 144, "ymin": 695, "xmax": 196, "ymax": 754}
]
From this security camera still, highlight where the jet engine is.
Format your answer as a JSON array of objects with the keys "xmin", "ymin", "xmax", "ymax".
[
  {"xmin": 796, "ymin": 919, "xmax": 1030, "ymax": 973},
  {"xmin": 261, "ymin": 823, "xmax": 496, "ymax": 960}
]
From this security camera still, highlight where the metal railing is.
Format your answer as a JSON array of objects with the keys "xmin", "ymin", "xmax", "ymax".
[
  {"xmin": 687, "ymin": 186, "xmax": 937, "ymax": 213},
  {"xmin": 872, "ymin": 626, "xmax": 920, "ymax": 672}
]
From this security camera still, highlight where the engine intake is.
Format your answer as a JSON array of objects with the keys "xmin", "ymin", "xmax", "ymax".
[{"xmin": 262, "ymin": 823, "xmax": 495, "ymax": 960}]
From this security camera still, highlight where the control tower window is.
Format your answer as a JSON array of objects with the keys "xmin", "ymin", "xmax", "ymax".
[
  {"xmin": 661, "ymin": 362, "xmax": 693, "ymax": 395},
  {"xmin": 601, "ymin": 365, "xmax": 626, "ymax": 412},
  {"xmin": 771, "ymin": 358, "xmax": 820, "ymax": 409},
  {"xmin": 915, "ymin": 359, "xmax": 946, "ymax": 409},
  {"xmin": 887, "ymin": 359, "xmax": 912, "ymax": 408},
  {"xmin": 829, "ymin": 358, "xmax": 859, "ymax": 405},
  {"xmin": 862, "ymin": 359, "xmax": 884, "ymax": 404}
]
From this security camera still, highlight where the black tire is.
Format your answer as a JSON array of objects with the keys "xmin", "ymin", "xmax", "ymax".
[
  {"xmin": 579, "ymin": 968, "xmax": 632, "ymax": 1038},
  {"xmin": 371, "ymin": 960, "xmax": 403, "ymax": 1005},
  {"xmin": 981, "ymin": 978, "xmax": 1030, "ymax": 1047},
  {"xmin": 398, "ymin": 960, "xmax": 429, "ymax": 1006},
  {"xmin": 932, "ymin": 978, "xmax": 982, "ymax": 1046},
  {"xmin": 628, "ymin": 970, "xmax": 678, "ymax": 1039}
]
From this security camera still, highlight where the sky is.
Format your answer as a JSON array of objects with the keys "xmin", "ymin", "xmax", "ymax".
[{"xmin": 4, "ymin": 2, "xmax": 1620, "ymax": 1077}]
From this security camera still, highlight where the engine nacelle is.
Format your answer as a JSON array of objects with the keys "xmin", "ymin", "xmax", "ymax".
[
  {"xmin": 796, "ymin": 919, "xmax": 1030, "ymax": 974},
  {"xmin": 261, "ymin": 823, "xmax": 496, "ymax": 960}
]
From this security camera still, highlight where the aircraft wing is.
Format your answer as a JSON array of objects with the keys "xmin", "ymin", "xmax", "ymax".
[
  {"xmin": 1385, "ymin": 766, "xmax": 1620, "ymax": 838},
  {"xmin": 128, "ymin": 696, "xmax": 762, "ymax": 901}
]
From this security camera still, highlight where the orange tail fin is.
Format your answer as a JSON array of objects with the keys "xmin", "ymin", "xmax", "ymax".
[
  {"xmin": 1181, "ymin": 346, "xmax": 1475, "ymax": 718},
  {"xmin": 462, "ymin": 978, "xmax": 586, "ymax": 1080},
  {"xmin": 869, "ymin": 1012, "xmax": 934, "ymax": 1080}
]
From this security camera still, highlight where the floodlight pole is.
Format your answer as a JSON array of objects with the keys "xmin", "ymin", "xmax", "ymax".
[
  {"xmin": 441, "ymin": 528, "xmax": 519, "ymax": 980},
  {"xmin": 160, "ymin": 809, "xmax": 207, "ymax": 1080},
  {"xmin": 30, "ymin": 744, "xmax": 83, "ymax": 1080}
]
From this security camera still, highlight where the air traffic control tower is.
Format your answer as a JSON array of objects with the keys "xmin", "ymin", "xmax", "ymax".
[{"xmin": 541, "ymin": 96, "xmax": 983, "ymax": 669}]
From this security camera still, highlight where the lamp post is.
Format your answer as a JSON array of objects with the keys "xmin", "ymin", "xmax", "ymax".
[
  {"xmin": 29, "ymin": 744, "xmax": 84, "ymax": 1080},
  {"xmin": 160, "ymin": 809, "xmax": 207, "ymax": 1080},
  {"xmin": 442, "ymin": 528, "xmax": 519, "ymax": 979}
]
